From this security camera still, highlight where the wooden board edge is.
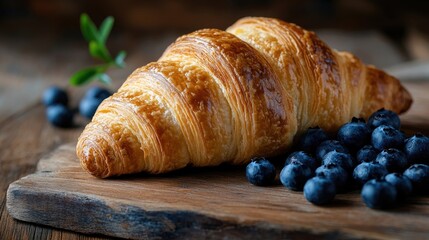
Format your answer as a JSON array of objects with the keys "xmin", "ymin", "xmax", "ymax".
[{"xmin": 6, "ymin": 180, "xmax": 361, "ymax": 240}]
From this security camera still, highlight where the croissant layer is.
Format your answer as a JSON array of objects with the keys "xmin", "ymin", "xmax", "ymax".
[{"xmin": 77, "ymin": 17, "xmax": 412, "ymax": 178}]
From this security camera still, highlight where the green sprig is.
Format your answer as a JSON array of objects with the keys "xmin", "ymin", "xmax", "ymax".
[{"xmin": 70, "ymin": 13, "xmax": 126, "ymax": 86}]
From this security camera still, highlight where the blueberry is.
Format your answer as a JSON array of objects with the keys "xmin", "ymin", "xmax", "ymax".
[
  {"xmin": 403, "ymin": 164, "xmax": 429, "ymax": 194},
  {"xmin": 304, "ymin": 176, "xmax": 336, "ymax": 205},
  {"xmin": 361, "ymin": 178, "xmax": 397, "ymax": 209},
  {"xmin": 321, "ymin": 150, "xmax": 354, "ymax": 172},
  {"xmin": 315, "ymin": 163, "xmax": 348, "ymax": 191},
  {"xmin": 280, "ymin": 161, "xmax": 313, "ymax": 191},
  {"xmin": 46, "ymin": 105, "xmax": 74, "ymax": 128},
  {"xmin": 315, "ymin": 140, "xmax": 348, "ymax": 161},
  {"xmin": 42, "ymin": 86, "xmax": 68, "ymax": 107},
  {"xmin": 84, "ymin": 86, "xmax": 112, "ymax": 100},
  {"xmin": 79, "ymin": 97, "xmax": 104, "ymax": 119},
  {"xmin": 245, "ymin": 157, "xmax": 276, "ymax": 186},
  {"xmin": 356, "ymin": 145, "xmax": 379, "ymax": 164},
  {"xmin": 404, "ymin": 133, "xmax": 429, "ymax": 165},
  {"xmin": 368, "ymin": 108, "xmax": 401, "ymax": 129},
  {"xmin": 385, "ymin": 173, "xmax": 413, "ymax": 200},
  {"xmin": 375, "ymin": 148, "xmax": 408, "ymax": 173},
  {"xmin": 371, "ymin": 125, "xmax": 404, "ymax": 150},
  {"xmin": 285, "ymin": 151, "xmax": 318, "ymax": 171},
  {"xmin": 298, "ymin": 126, "xmax": 329, "ymax": 153},
  {"xmin": 337, "ymin": 117, "xmax": 371, "ymax": 151},
  {"xmin": 353, "ymin": 162, "xmax": 388, "ymax": 187}
]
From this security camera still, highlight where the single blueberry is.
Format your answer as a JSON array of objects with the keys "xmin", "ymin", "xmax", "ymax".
[
  {"xmin": 79, "ymin": 97, "xmax": 104, "ymax": 119},
  {"xmin": 304, "ymin": 176, "xmax": 336, "ymax": 205},
  {"xmin": 385, "ymin": 173, "xmax": 413, "ymax": 200},
  {"xmin": 375, "ymin": 148, "xmax": 408, "ymax": 173},
  {"xmin": 356, "ymin": 145, "xmax": 379, "ymax": 164},
  {"xmin": 285, "ymin": 151, "xmax": 318, "ymax": 171},
  {"xmin": 353, "ymin": 162, "xmax": 388, "ymax": 187},
  {"xmin": 404, "ymin": 133, "xmax": 429, "ymax": 165},
  {"xmin": 84, "ymin": 86, "xmax": 112, "ymax": 100},
  {"xmin": 245, "ymin": 157, "xmax": 276, "ymax": 186},
  {"xmin": 280, "ymin": 161, "xmax": 313, "ymax": 191},
  {"xmin": 315, "ymin": 140, "xmax": 349, "ymax": 161},
  {"xmin": 298, "ymin": 126, "xmax": 329, "ymax": 153},
  {"xmin": 371, "ymin": 125, "xmax": 404, "ymax": 150},
  {"xmin": 42, "ymin": 86, "xmax": 68, "ymax": 107},
  {"xmin": 315, "ymin": 163, "xmax": 348, "ymax": 191},
  {"xmin": 403, "ymin": 164, "xmax": 429, "ymax": 194},
  {"xmin": 321, "ymin": 150, "xmax": 354, "ymax": 172},
  {"xmin": 337, "ymin": 117, "xmax": 371, "ymax": 151},
  {"xmin": 361, "ymin": 178, "xmax": 397, "ymax": 209},
  {"xmin": 367, "ymin": 108, "xmax": 401, "ymax": 129},
  {"xmin": 46, "ymin": 105, "xmax": 74, "ymax": 128}
]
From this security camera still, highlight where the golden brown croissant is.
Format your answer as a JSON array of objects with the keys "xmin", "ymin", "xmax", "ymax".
[{"xmin": 76, "ymin": 17, "xmax": 412, "ymax": 178}]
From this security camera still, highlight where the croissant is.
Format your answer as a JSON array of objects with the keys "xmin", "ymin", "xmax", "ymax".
[{"xmin": 76, "ymin": 17, "xmax": 412, "ymax": 178}]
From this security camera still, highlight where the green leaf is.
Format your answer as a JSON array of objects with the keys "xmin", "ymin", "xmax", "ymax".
[
  {"xmin": 99, "ymin": 16, "xmax": 114, "ymax": 44},
  {"xmin": 97, "ymin": 73, "xmax": 112, "ymax": 85},
  {"xmin": 72, "ymin": 14, "xmax": 126, "ymax": 88},
  {"xmin": 69, "ymin": 67, "xmax": 101, "ymax": 86},
  {"xmin": 89, "ymin": 41, "xmax": 112, "ymax": 62},
  {"xmin": 114, "ymin": 51, "xmax": 126, "ymax": 68},
  {"xmin": 80, "ymin": 13, "xmax": 100, "ymax": 42}
]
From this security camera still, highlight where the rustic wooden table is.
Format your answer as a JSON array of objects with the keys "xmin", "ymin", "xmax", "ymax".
[{"xmin": 1, "ymin": 26, "xmax": 429, "ymax": 240}]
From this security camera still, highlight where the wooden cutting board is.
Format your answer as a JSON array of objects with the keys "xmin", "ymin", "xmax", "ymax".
[{"xmin": 6, "ymin": 144, "xmax": 429, "ymax": 239}]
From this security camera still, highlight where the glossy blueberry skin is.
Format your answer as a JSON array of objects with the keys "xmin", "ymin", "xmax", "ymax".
[
  {"xmin": 315, "ymin": 140, "xmax": 349, "ymax": 161},
  {"xmin": 367, "ymin": 108, "xmax": 401, "ymax": 130},
  {"xmin": 371, "ymin": 125, "xmax": 405, "ymax": 150},
  {"xmin": 304, "ymin": 176, "xmax": 336, "ymax": 205},
  {"xmin": 403, "ymin": 164, "xmax": 429, "ymax": 194},
  {"xmin": 280, "ymin": 161, "xmax": 313, "ymax": 191},
  {"xmin": 356, "ymin": 145, "xmax": 379, "ymax": 164},
  {"xmin": 315, "ymin": 163, "xmax": 348, "ymax": 191},
  {"xmin": 245, "ymin": 158, "xmax": 276, "ymax": 186},
  {"xmin": 404, "ymin": 134, "xmax": 429, "ymax": 165},
  {"xmin": 285, "ymin": 151, "xmax": 318, "ymax": 171},
  {"xmin": 42, "ymin": 86, "xmax": 68, "ymax": 107},
  {"xmin": 337, "ymin": 117, "xmax": 371, "ymax": 151},
  {"xmin": 298, "ymin": 127, "xmax": 329, "ymax": 153},
  {"xmin": 385, "ymin": 173, "xmax": 413, "ymax": 200},
  {"xmin": 321, "ymin": 150, "xmax": 354, "ymax": 172},
  {"xmin": 79, "ymin": 97, "xmax": 104, "ymax": 119},
  {"xmin": 84, "ymin": 86, "xmax": 112, "ymax": 100},
  {"xmin": 46, "ymin": 105, "xmax": 74, "ymax": 128},
  {"xmin": 361, "ymin": 178, "xmax": 397, "ymax": 209},
  {"xmin": 375, "ymin": 148, "xmax": 408, "ymax": 173},
  {"xmin": 353, "ymin": 162, "xmax": 388, "ymax": 187}
]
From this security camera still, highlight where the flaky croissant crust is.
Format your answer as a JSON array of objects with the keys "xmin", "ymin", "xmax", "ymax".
[{"xmin": 77, "ymin": 17, "xmax": 412, "ymax": 178}]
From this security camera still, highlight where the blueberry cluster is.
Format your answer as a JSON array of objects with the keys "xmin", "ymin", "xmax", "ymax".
[
  {"xmin": 245, "ymin": 109, "xmax": 429, "ymax": 209},
  {"xmin": 42, "ymin": 86, "xmax": 112, "ymax": 128}
]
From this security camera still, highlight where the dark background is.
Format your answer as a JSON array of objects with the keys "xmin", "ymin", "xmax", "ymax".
[
  {"xmin": 2, "ymin": 0, "xmax": 429, "ymax": 32},
  {"xmin": 1, "ymin": 0, "xmax": 429, "ymax": 60}
]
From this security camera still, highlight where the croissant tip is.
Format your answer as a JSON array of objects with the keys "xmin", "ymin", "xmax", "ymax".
[
  {"xmin": 392, "ymin": 73, "xmax": 413, "ymax": 115},
  {"xmin": 76, "ymin": 139, "xmax": 110, "ymax": 178},
  {"xmin": 399, "ymin": 86, "xmax": 413, "ymax": 115}
]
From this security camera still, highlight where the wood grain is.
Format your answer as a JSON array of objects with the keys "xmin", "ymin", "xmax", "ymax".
[{"xmin": 5, "ymin": 141, "xmax": 429, "ymax": 240}]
